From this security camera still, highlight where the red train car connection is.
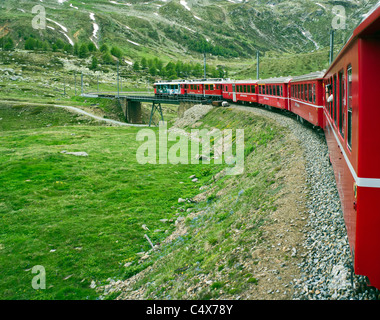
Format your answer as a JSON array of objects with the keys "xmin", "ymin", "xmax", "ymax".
[
  {"xmin": 222, "ymin": 80, "xmax": 258, "ymax": 104},
  {"xmin": 323, "ymin": 4, "xmax": 380, "ymax": 289},
  {"xmin": 289, "ymin": 71, "xmax": 325, "ymax": 127},
  {"xmin": 257, "ymin": 77, "xmax": 292, "ymax": 110}
]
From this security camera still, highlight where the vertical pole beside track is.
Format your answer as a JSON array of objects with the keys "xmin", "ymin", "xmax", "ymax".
[
  {"xmin": 117, "ymin": 60, "xmax": 120, "ymax": 99},
  {"xmin": 81, "ymin": 72, "xmax": 84, "ymax": 95},
  {"xmin": 203, "ymin": 52, "xmax": 206, "ymax": 80},
  {"xmin": 257, "ymin": 51, "xmax": 260, "ymax": 80},
  {"xmin": 329, "ymin": 30, "xmax": 335, "ymax": 65}
]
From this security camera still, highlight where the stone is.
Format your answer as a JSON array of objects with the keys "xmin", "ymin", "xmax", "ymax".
[{"xmin": 60, "ymin": 150, "xmax": 89, "ymax": 157}]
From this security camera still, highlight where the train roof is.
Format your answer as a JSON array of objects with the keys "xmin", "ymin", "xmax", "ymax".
[
  {"xmin": 290, "ymin": 71, "xmax": 325, "ymax": 82},
  {"xmin": 154, "ymin": 78, "xmax": 230, "ymax": 85},
  {"xmin": 257, "ymin": 76, "xmax": 292, "ymax": 84},
  {"xmin": 229, "ymin": 79, "xmax": 259, "ymax": 84}
]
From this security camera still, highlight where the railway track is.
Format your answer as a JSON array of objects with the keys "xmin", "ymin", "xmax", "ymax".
[{"xmin": 230, "ymin": 103, "xmax": 379, "ymax": 300}]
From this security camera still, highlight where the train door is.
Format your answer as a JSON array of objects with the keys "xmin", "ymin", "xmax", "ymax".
[{"xmin": 232, "ymin": 84, "xmax": 237, "ymax": 102}]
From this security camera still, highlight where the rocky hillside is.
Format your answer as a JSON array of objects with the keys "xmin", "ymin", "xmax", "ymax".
[{"xmin": 1, "ymin": 0, "xmax": 377, "ymax": 58}]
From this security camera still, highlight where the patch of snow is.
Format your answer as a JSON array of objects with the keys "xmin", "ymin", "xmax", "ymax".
[
  {"xmin": 183, "ymin": 26, "xmax": 195, "ymax": 33},
  {"xmin": 193, "ymin": 15, "xmax": 202, "ymax": 20},
  {"xmin": 60, "ymin": 31, "xmax": 74, "ymax": 46},
  {"xmin": 315, "ymin": 2, "xmax": 326, "ymax": 10},
  {"xmin": 180, "ymin": 0, "xmax": 191, "ymax": 11},
  {"xmin": 46, "ymin": 18, "xmax": 68, "ymax": 33},
  {"xmin": 127, "ymin": 39, "xmax": 140, "ymax": 46},
  {"xmin": 109, "ymin": 0, "xmax": 132, "ymax": 5},
  {"xmin": 124, "ymin": 59, "xmax": 133, "ymax": 66},
  {"xmin": 89, "ymin": 13, "xmax": 99, "ymax": 49},
  {"xmin": 70, "ymin": 3, "xmax": 79, "ymax": 9}
]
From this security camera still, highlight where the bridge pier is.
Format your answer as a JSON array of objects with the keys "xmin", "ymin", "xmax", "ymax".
[
  {"xmin": 120, "ymin": 98, "xmax": 143, "ymax": 124},
  {"xmin": 149, "ymin": 102, "xmax": 164, "ymax": 127}
]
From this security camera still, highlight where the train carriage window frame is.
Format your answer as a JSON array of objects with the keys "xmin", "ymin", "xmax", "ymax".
[
  {"xmin": 333, "ymin": 74, "xmax": 337, "ymax": 126},
  {"xmin": 313, "ymin": 84, "xmax": 316, "ymax": 104},
  {"xmin": 347, "ymin": 65, "xmax": 353, "ymax": 151},
  {"xmin": 338, "ymin": 69, "xmax": 345, "ymax": 139}
]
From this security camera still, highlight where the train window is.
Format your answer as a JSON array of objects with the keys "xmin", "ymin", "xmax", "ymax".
[
  {"xmin": 280, "ymin": 86, "xmax": 283, "ymax": 97},
  {"xmin": 308, "ymin": 84, "xmax": 311, "ymax": 102},
  {"xmin": 339, "ymin": 70, "xmax": 345, "ymax": 138},
  {"xmin": 313, "ymin": 84, "xmax": 316, "ymax": 104},
  {"xmin": 244, "ymin": 85, "xmax": 247, "ymax": 93},
  {"xmin": 247, "ymin": 85, "xmax": 250, "ymax": 93},
  {"xmin": 333, "ymin": 74, "xmax": 337, "ymax": 125},
  {"xmin": 210, "ymin": 85, "xmax": 214, "ymax": 91},
  {"xmin": 276, "ymin": 85, "xmax": 279, "ymax": 96},
  {"xmin": 252, "ymin": 85, "xmax": 255, "ymax": 93},
  {"xmin": 298, "ymin": 84, "xmax": 300, "ymax": 99},
  {"xmin": 329, "ymin": 78, "xmax": 333, "ymax": 117},
  {"xmin": 347, "ymin": 65, "xmax": 352, "ymax": 150}
]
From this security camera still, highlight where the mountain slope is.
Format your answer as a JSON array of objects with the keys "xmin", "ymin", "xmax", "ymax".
[{"xmin": 0, "ymin": 0, "xmax": 378, "ymax": 75}]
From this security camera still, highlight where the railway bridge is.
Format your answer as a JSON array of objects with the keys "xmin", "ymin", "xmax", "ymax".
[{"xmin": 82, "ymin": 92, "xmax": 210, "ymax": 126}]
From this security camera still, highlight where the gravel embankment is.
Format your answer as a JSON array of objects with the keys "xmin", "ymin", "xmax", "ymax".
[{"xmin": 231, "ymin": 104, "xmax": 379, "ymax": 300}]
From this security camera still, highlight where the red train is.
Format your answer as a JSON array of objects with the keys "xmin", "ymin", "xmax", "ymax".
[{"xmin": 153, "ymin": 4, "xmax": 380, "ymax": 289}]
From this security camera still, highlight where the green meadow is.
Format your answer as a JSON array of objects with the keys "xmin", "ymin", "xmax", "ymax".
[
  {"xmin": 0, "ymin": 103, "xmax": 224, "ymax": 299},
  {"xmin": 0, "ymin": 102, "xmax": 290, "ymax": 300}
]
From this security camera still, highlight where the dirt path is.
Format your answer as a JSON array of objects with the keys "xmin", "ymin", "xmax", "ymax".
[{"xmin": 0, "ymin": 100, "xmax": 148, "ymax": 127}]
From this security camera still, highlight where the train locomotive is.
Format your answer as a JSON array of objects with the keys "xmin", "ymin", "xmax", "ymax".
[{"xmin": 153, "ymin": 4, "xmax": 380, "ymax": 290}]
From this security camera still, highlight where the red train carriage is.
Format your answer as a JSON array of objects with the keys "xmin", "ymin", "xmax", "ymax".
[
  {"xmin": 289, "ymin": 72, "xmax": 325, "ymax": 127},
  {"xmin": 323, "ymin": 4, "xmax": 380, "ymax": 289},
  {"xmin": 185, "ymin": 80, "xmax": 224, "ymax": 100},
  {"xmin": 257, "ymin": 77, "xmax": 292, "ymax": 110},
  {"xmin": 222, "ymin": 80, "xmax": 258, "ymax": 104}
]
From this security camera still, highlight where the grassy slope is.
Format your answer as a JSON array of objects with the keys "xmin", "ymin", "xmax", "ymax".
[
  {"xmin": 106, "ymin": 107, "xmax": 297, "ymax": 300},
  {"xmin": 0, "ymin": 103, "xmax": 223, "ymax": 300}
]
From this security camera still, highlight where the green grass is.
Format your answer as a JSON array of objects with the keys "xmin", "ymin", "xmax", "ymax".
[
  {"xmin": 0, "ymin": 104, "xmax": 223, "ymax": 300},
  {"xmin": 110, "ymin": 107, "xmax": 290, "ymax": 300}
]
